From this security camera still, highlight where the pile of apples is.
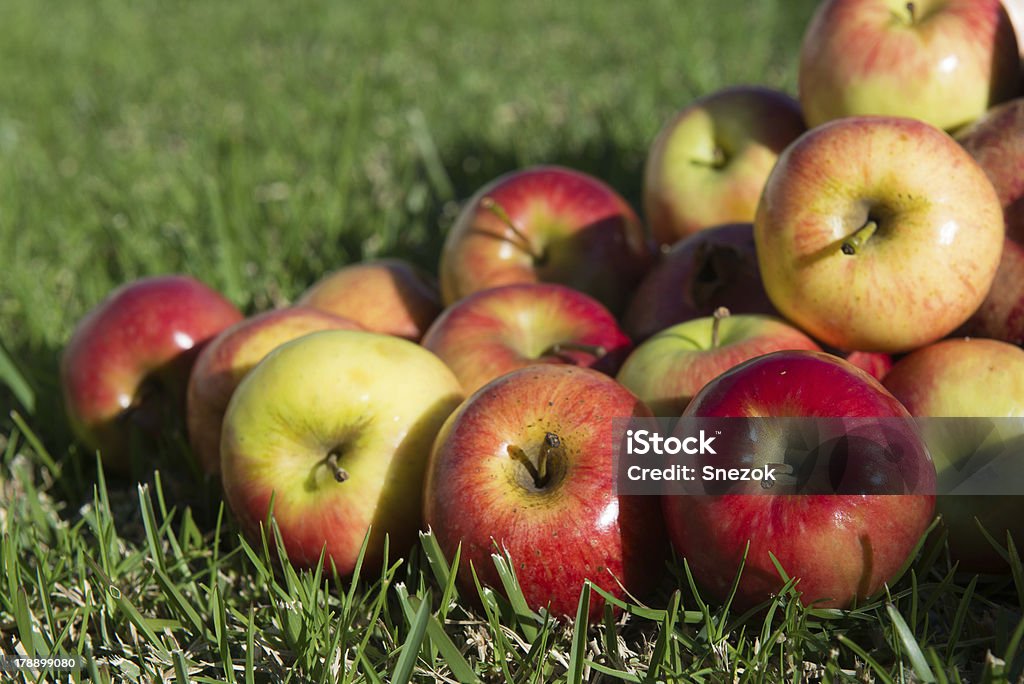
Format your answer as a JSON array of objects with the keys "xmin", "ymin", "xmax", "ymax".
[{"xmin": 61, "ymin": 0, "xmax": 1024, "ymax": 620}]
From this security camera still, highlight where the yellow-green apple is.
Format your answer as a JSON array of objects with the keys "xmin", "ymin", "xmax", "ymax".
[
  {"xmin": 61, "ymin": 275, "xmax": 243, "ymax": 473},
  {"xmin": 220, "ymin": 330, "xmax": 463, "ymax": 574},
  {"xmin": 798, "ymin": 0, "xmax": 1020, "ymax": 131},
  {"xmin": 883, "ymin": 338, "xmax": 1024, "ymax": 572},
  {"xmin": 186, "ymin": 307, "xmax": 364, "ymax": 476},
  {"xmin": 296, "ymin": 258, "xmax": 442, "ymax": 341},
  {"xmin": 424, "ymin": 365, "xmax": 667, "ymax": 622},
  {"xmin": 421, "ymin": 283, "xmax": 631, "ymax": 395},
  {"xmin": 439, "ymin": 165, "xmax": 653, "ymax": 315},
  {"xmin": 643, "ymin": 87, "xmax": 806, "ymax": 246},
  {"xmin": 616, "ymin": 311, "xmax": 819, "ymax": 416},
  {"xmin": 755, "ymin": 116, "xmax": 1004, "ymax": 353},
  {"xmin": 663, "ymin": 350, "xmax": 936, "ymax": 609},
  {"xmin": 622, "ymin": 223, "xmax": 777, "ymax": 342}
]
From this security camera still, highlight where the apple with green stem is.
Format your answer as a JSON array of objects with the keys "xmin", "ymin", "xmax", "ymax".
[
  {"xmin": 421, "ymin": 283, "xmax": 632, "ymax": 395},
  {"xmin": 220, "ymin": 330, "xmax": 463, "ymax": 574},
  {"xmin": 62, "ymin": 275, "xmax": 243, "ymax": 473},
  {"xmin": 296, "ymin": 258, "xmax": 442, "ymax": 341},
  {"xmin": 186, "ymin": 307, "xmax": 363, "ymax": 476},
  {"xmin": 663, "ymin": 350, "xmax": 935, "ymax": 609},
  {"xmin": 439, "ymin": 165, "xmax": 654, "ymax": 315},
  {"xmin": 622, "ymin": 223, "xmax": 777, "ymax": 342},
  {"xmin": 616, "ymin": 308, "xmax": 819, "ymax": 416},
  {"xmin": 424, "ymin": 365, "xmax": 667, "ymax": 622},
  {"xmin": 883, "ymin": 338, "xmax": 1024, "ymax": 573},
  {"xmin": 799, "ymin": 0, "xmax": 1020, "ymax": 131},
  {"xmin": 755, "ymin": 116, "xmax": 1004, "ymax": 353},
  {"xmin": 643, "ymin": 87, "xmax": 806, "ymax": 246}
]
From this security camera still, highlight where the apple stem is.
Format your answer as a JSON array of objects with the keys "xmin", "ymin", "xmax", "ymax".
[
  {"xmin": 692, "ymin": 145, "xmax": 727, "ymax": 170},
  {"xmin": 481, "ymin": 196, "xmax": 546, "ymax": 264},
  {"xmin": 711, "ymin": 306, "xmax": 730, "ymax": 349},
  {"xmin": 507, "ymin": 432, "xmax": 563, "ymax": 489},
  {"xmin": 326, "ymin": 452, "xmax": 349, "ymax": 483},
  {"xmin": 545, "ymin": 341, "xmax": 607, "ymax": 358},
  {"xmin": 840, "ymin": 220, "xmax": 878, "ymax": 256},
  {"xmin": 905, "ymin": 1, "xmax": 915, "ymax": 23}
]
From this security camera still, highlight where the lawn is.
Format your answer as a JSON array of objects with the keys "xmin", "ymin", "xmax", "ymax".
[{"xmin": 1, "ymin": 0, "xmax": 1022, "ymax": 681}]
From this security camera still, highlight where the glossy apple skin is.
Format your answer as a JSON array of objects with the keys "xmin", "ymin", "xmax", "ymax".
[
  {"xmin": 663, "ymin": 351, "xmax": 936, "ymax": 609},
  {"xmin": 623, "ymin": 223, "xmax": 778, "ymax": 342},
  {"xmin": 186, "ymin": 307, "xmax": 363, "ymax": 476},
  {"xmin": 957, "ymin": 98, "xmax": 1024, "ymax": 245},
  {"xmin": 440, "ymin": 166, "xmax": 654, "ymax": 315},
  {"xmin": 839, "ymin": 351, "xmax": 894, "ymax": 381},
  {"xmin": 425, "ymin": 366, "xmax": 667, "ymax": 622},
  {"xmin": 221, "ymin": 330, "xmax": 463, "ymax": 574},
  {"xmin": 296, "ymin": 258, "xmax": 442, "ymax": 341},
  {"xmin": 644, "ymin": 87, "xmax": 806, "ymax": 245},
  {"xmin": 961, "ymin": 238, "xmax": 1024, "ymax": 345},
  {"xmin": 883, "ymin": 338, "xmax": 1024, "ymax": 572},
  {"xmin": 616, "ymin": 314, "xmax": 819, "ymax": 416},
  {"xmin": 755, "ymin": 116, "xmax": 1004, "ymax": 353},
  {"xmin": 62, "ymin": 275, "xmax": 243, "ymax": 472},
  {"xmin": 799, "ymin": 0, "xmax": 1020, "ymax": 131},
  {"xmin": 422, "ymin": 283, "xmax": 631, "ymax": 395}
]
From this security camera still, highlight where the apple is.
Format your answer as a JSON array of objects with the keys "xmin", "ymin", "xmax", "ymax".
[
  {"xmin": 296, "ymin": 258, "xmax": 442, "ymax": 341},
  {"xmin": 838, "ymin": 350, "xmax": 894, "ymax": 381},
  {"xmin": 424, "ymin": 365, "xmax": 667, "ymax": 622},
  {"xmin": 439, "ymin": 165, "xmax": 654, "ymax": 315},
  {"xmin": 643, "ymin": 87, "xmax": 806, "ymax": 246},
  {"xmin": 798, "ymin": 0, "xmax": 1020, "ymax": 131},
  {"xmin": 622, "ymin": 223, "xmax": 777, "ymax": 342},
  {"xmin": 421, "ymin": 283, "xmax": 632, "ymax": 395},
  {"xmin": 61, "ymin": 275, "xmax": 243, "ymax": 473},
  {"xmin": 1003, "ymin": 0, "xmax": 1024, "ymax": 60},
  {"xmin": 616, "ymin": 310, "xmax": 819, "ymax": 416},
  {"xmin": 960, "ymin": 238, "xmax": 1024, "ymax": 345},
  {"xmin": 882, "ymin": 338, "xmax": 1024, "ymax": 572},
  {"xmin": 663, "ymin": 350, "xmax": 936, "ymax": 609},
  {"xmin": 755, "ymin": 116, "xmax": 1004, "ymax": 353},
  {"xmin": 220, "ymin": 330, "xmax": 463, "ymax": 574},
  {"xmin": 956, "ymin": 98, "xmax": 1024, "ymax": 245},
  {"xmin": 186, "ymin": 307, "xmax": 364, "ymax": 476}
]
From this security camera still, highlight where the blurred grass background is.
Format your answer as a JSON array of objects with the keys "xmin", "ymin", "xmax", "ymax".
[{"xmin": 0, "ymin": 0, "xmax": 816, "ymax": 439}]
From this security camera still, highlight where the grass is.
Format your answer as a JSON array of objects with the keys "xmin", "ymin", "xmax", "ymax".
[{"xmin": 0, "ymin": 0, "xmax": 1022, "ymax": 680}]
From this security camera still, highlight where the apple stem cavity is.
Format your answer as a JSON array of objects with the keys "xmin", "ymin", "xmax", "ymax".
[
  {"xmin": 507, "ymin": 432, "xmax": 564, "ymax": 489},
  {"xmin": 326, "ymin": 451, "xmax": 350, "ymax": 483},
  {"xmin": 692, "ymin": 145, "xmax": 728, "ymax": 170},
  {"xmin": 480, "ymin": 196, "xmax": 546, "ymax": 264},
  {"xmin": 840, "ymin": 220, "xmax": 878, "ymax": 256},
  {"xmin": 711, "ymin": 306, "xmax": 731, "ymax": 349}
]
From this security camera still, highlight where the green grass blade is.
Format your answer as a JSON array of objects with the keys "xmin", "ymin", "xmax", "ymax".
[
  {"xmin": 566, "ymin": 581, "xmax": 592, "ymax": 684},
  {"xmin": 886, "ymin": 603, "xmax": 935, "ymax": 682},
  {"xmin": 391, "ymin": 590, "xmax": 431, "ymax": 684},
  {"xmin": 0, "ymin": 343, "xmax": 35, "ymax": 413},
  {"xmin": 839, "ymin": 634, "xmax": 894, "ymax": 684}
]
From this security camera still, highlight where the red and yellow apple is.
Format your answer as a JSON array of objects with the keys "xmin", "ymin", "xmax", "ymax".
[{"xmin": 755, "ymin": 116, "xmax": 1004, "ymax": 353}]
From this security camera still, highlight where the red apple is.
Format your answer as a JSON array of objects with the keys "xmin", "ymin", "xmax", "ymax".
[
  {"xmin": 439, "ymin": 165, "xmax": 654, "ymax": 315},
  {"xmin": 296, "ymin": 258, "xmax": 442, "ymax": 341},
  {"xmin": 799, "ymin": 0, "xmax": 1020, "ymax": 131},
  {"xmin": 421, "ymin": 283, "xmax": 631, "ymax": 395},
  {"xmin": 883, "ymin": 338, "xmax": 1024, "ymax": 572},
  {"xmin": 644, "ymin": 87, "xmax": 806, "ymax": 245},
  {"xmin": 663, "ymin": 350, "xmax": 936, "ymax": 609},
  {"xmin": 960, "ymin": 237, "xmax": 1024, "ymax": 345},
  {"xmin": 186, "ymin": 307, "xmax": 364, "ymax": 476},
  {"xmin": 616, "ymin": 311, "xmax": 819, "ymax": 416},
  {"xmin": 424, "ymin": 365, "xmax": 667, "ymax": 622},
  {"xmin": 755, "ymin": 116, "xmax": 1004, "ymax": 353},
  {"xmin": 834, "ymin": 350, "xmax": 894, "ymax": 381},
  {"xmin": 957, "ymin": 98, "xmax": 1024, "ymax": 245},
  {"xmin": 62, "ymin": 275, "xmax": 243, "ymax": 472},
  {"xmin": 622, "ymin": 223, "xmax": 777, "ymax": 342}
]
